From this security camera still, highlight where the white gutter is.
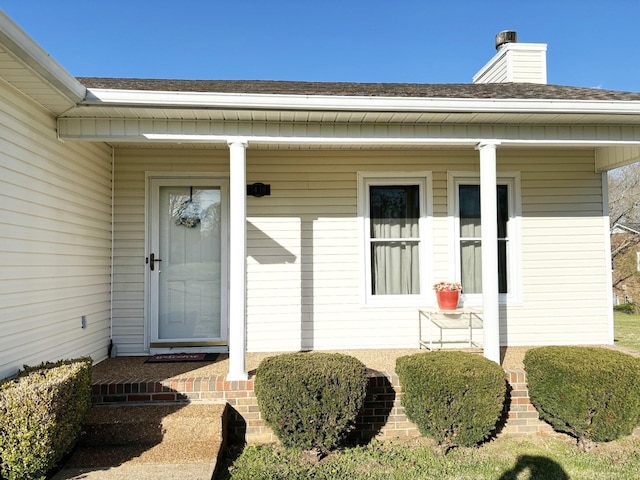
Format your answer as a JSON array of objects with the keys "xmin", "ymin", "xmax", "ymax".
[
  {"xmin": 141, "ymin": 134, "xmax": 640, "ymax": 148},
  {"xmin": 84, "ymin": 88, "xmax": 640, "ymax": 115},
  {"xmin": 0, "ymin": 10, "xmax": 86, "ymax": 103}
]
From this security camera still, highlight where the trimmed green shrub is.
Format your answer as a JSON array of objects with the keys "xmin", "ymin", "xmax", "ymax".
[
  {"xmin": 254, "ymin": 352, "xmax": 368, "ymax": 451},
  {"xmin": 396, "ymin": 351, "xmax": 506, "ymax": 450},
  {"xmin": 613, "ymin": 303, "xmax": 636, "ymax": 314},
  {"xmin": 0, "ymin": 357, "xmax": 93, "ymax": 480},
  {"xmin": 524, "ymin": 346, "xmax": 640, "ymax": 447}
]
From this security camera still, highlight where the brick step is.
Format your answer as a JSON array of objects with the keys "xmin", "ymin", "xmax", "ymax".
[
  {"xmin": 88, "ymin": 369, "xmax": 585, "ymax": 445},
  {"xmin": 91, "ymin": 375, "xmax": 250, "ymax": 404}
]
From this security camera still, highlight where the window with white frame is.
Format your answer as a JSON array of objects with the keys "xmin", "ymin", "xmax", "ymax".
[
  {"xmin": 359, "ymin": 173, "xmax": 431, "ymax": 305},
  {"xmin": 451, "ymin": 174, "xmax": 520, "ymax": 303}
]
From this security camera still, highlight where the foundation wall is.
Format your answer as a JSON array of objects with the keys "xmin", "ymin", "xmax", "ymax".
[{"xmin": 92, "ymin": 368, "xmax": 625, "ymax": 443}]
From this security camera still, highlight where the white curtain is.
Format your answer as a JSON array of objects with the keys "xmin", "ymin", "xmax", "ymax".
[
  {"xmin": 371, "ymin": 242, "xmax": 420, "ymax": 295},
  {"xmin": 459, "ymin": 185, "xmax": 482, "ymax": 293},
  {"xmin": 460, "ymin": 241, "xmax": 483, "ymax": 294},
  {"xmin": 459, "ymin": 184, "xmax": 509, "ymax": 294},
  {"xmin": 370, "ymin": 186, "xmax": 420, "ymax": 295}
]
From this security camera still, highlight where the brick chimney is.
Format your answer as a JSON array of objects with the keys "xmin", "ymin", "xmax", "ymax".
[{"xmin": 473, "ymin": 31, "xmax": 547, "ymax": 84}]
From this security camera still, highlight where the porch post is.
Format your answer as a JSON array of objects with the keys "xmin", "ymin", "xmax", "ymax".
[
  {"xmin": 477, "ymin": 141, "xmax": 501, "ymax": 364},
  {"xmin": 227, "ymin": 139, "xmax": 248, "ymax": 381}
]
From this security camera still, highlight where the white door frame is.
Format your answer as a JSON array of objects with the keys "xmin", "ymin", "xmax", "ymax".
[{"xmin": 145, "ymin": 173, "xmax": 230, "ymax": 353}]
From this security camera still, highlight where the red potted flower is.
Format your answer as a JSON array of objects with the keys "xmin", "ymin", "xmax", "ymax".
[{"xmin": 433, "ymin": 281, "xmax": 462, "ymax": 311}]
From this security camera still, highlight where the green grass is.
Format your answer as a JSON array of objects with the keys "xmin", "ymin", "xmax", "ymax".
[
  {"xmin": 614, "ymin": 311, "xmax": 640, "ymax": 351},
  {"xmin": 217, "ymin": 436, "xmax": 640, "ymax": 479}
]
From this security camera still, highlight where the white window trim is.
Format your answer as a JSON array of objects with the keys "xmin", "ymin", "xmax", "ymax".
[
  {"xmin": 447, "ymin": 172, "xmax": 522, "ymax": 307},
  {"xmin": 357, "ymin": 171, "xmax": 433, "ymax": 307}
]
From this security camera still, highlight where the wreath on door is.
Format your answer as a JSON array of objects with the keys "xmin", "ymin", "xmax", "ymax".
[{"xmin": 174, "ymin": 187, "xmax": 201, "ymax": 228}]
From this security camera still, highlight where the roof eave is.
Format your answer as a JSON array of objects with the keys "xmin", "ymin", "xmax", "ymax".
[
  {"xmin": 82, "ymin": 87, "xmax": 640, "ymax": 116},
  {"xmin": 0, "ymin": 11, "xmax": 86, "ymax": 105}
]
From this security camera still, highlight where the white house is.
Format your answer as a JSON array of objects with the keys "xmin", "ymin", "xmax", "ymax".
[{"xmin": 2, "ymin": 13, "xmax": 640, "ymax": 381}]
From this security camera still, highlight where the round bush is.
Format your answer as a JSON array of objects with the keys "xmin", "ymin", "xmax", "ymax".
[
  {"xmin": 254, "ymin": 352, "xmax": 368, "ymax": 451},
  {"xmin": 396, "ymin": 351, "xmax": 506, "ymax": 449},
  {"xmin": 524, "ymin": 346, "xmax": 640, "ymax": 445}
]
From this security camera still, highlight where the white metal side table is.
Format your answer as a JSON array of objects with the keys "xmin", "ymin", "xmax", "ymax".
[{"xmin": 418, "ymin": 308, "xmax": 483, "ymax": 350}]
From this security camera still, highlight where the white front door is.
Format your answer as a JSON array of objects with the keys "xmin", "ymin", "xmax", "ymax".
[{"xmin": 148, "ymin": 177, "xmax": 228, "ymax": 350}]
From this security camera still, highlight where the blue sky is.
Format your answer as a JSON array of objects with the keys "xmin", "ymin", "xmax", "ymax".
[{"xmin": 1, "ymin": 1, "xmax": 639, "ymax": 91}]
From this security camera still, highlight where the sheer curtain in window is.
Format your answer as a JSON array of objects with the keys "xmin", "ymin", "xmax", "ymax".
[
  {"xmin": 459, "ymin": 184, "xmax": 509, "ymax": 294},
  {"xmin": 370, "ymin": 185, "xmax": 420, "ymax": 295},
  {"xmin": 459, "ymin": 185, "xmax": 483, "ymax": 293}
]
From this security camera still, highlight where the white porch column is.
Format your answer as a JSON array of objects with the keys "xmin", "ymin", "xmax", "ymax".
[
  {"xmin": 477, "ymin": 141, "xmax": 501, "ymax": 364},
  {"xmin": 227, "ymin": 139, "xmax": 248, "ymax": 381}
]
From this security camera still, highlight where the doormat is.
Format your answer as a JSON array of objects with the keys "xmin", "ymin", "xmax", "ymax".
[{"xmin": 145, "ymin": 353, "xmax": 220, "ymax": 363}]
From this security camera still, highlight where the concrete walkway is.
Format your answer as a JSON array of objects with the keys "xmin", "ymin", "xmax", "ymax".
[{"xmin": 53, "ymin": 463, "xmax": 218, "ymax": 480}]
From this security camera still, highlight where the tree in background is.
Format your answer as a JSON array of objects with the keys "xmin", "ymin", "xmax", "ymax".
[{"xmin": 609, "ymin": 164, "xmax": 640, "ymax": 307}]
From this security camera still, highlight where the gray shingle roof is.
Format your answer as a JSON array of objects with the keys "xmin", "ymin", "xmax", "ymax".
[{"xmin": 76, "ymin": 77, "xmax": 640, "ymax": 101}]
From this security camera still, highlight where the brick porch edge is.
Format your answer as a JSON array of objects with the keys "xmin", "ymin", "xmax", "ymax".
[{"xmin": 91, "ymin": 368, "xmax": 640, "ymax": 443}]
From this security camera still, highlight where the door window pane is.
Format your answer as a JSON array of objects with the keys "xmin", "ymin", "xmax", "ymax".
[{"xmin": 159, "ymin": 186, "xmax": 222, "ymax": 339}]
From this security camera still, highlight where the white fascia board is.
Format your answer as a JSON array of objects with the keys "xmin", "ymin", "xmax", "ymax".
[
  {"xmin": 84, "ymin": 87, "xmax": 640, "ymax": 116},
  {"xmin": 142, "ymin": 133, "xmax": 478, "ymax": 146},
  {"xmin": 0, "ymin": 11, "xmax": 86, "ymax": 102},
  {"xmin": 141, "ymin": 134, "xmax": 640, "ymax": 148}
]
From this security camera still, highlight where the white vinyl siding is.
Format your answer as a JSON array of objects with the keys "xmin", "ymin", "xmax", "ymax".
[
  {"xmin": 476, "ymin": 52, "xmax": 509, "ymax": 83},
  {"xmin": 0, "ymin": 81, "xmax": 113, "ymax": 380},
  {"xmin": 510, "ymin": 49, "xmax": 547, "ymax": 84},
  {"xmin": 474, "ymin": 44, "xmax": 547, "ymax": 85},
  {"xmin": 245, "ymin": 153, "xmax": 433, "ymax": 352},
  {"xmin": 111, "ymin": 149, "xmax": 230, "ymax": 355},
  {"xmin": 505, "ymin": 150, "xmax": 609, "ymax": 345},
  {"xmin": 110, "ymin": 147, "xmax": 611, "ymax": 354}
]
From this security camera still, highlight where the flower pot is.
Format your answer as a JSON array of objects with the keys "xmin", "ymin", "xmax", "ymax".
[{"xmin": 436, "ymin": 290, "xmax": 460, "ymax": 311}]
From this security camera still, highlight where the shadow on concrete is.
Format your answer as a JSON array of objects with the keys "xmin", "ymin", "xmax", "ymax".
[
  {"xmin": 52, "ymin": 401, "xmax": 224, "ymax": 479},
  {"xmin": 51, "ymin": 402, "xmax": 190, "ymax": 478}
]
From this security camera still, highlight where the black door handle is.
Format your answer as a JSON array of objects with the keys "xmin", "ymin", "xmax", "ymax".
[{"xmin": 149, "ymin": 253, "xmax": 162, "ymax": 271}]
